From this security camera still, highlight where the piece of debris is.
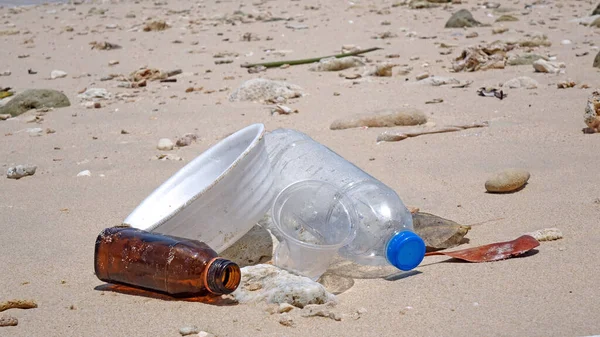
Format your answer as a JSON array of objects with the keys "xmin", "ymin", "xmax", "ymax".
[
  {"xmin": 503, "ymin": 76, "xmax": 538, "ymax": 89},
  {"xmin": 485, "ymin": 169, "xmax": 530, "ymax": 193},
  {"xmin": 143, "ymin": 20, "xmax": 170, "ymax": 32},
  {"xmin": 557, "ymin": 80, "xmax": 576, "ymax": 89},
  {"xmin": 247, "ymin": 66, "xmax": 267, "ymax": 74},
  {"xmin": 78, "ymin": 88, "xmax": 112, "ymax": 101},
  {"xmin": 526, "ymin": 228, "xmax": 563, "ymax": 241},
  {"xmin": 240, "ymin": 47, "xmax": 381, "ymax": 69},
  {"xmin": 152, "ymin": 154, "xmax": 182, "ymax": 161},
  {"xmin": 271, "ymin": 104, "xmax": 298, "ymax": 115},
  {"xmin": 185, "ymin": 87, "xmax": 203, "ymax": 93},
  {"xmin": 425, "ymin": 235, "xmax": 540, "ymax": 262},
  {"xmin": 594, "ymin": 51, "xmax": 600, "ymax": 69},
  {"xmin": 231, "ymin": 264, "xmax": 336, "ymax": 308},
  {"xmin": 175, "ymin": 133, "xmax": 198, "ymax": 147},
  {"xmin": 533, "ymin": 59, "xmax": 565, "ymax": 73},
  {"xmin": 412, "ymin": 212, "xmax": 471, "ymax": 250},
  {"xmin": 507, "ymin": 53, "xmax": 547, "ymax": 66},
  {"xmin": 364, "ymin": 63, "xmax": 396, "ymax": 77},
  {"xmin": 477, "ymin": 87, "xmax": 506, "ymax": 99},
  {"xmin": 583, "ymin": 90, "xmax": 600, "ymax": 133},
  {"xmin": 6, "ymin": 165, "xmax": 36, "ymax": 179},
  {"xmin": 452, "ymin": 42, "xmax": 513, "ymax": 72},
  {"xmin": 376, "ymin": 121, "xmax": 488, "ymax": 142},
  {"xmin": 229, "ymin": 78, "xmax": 305, "ymax": 103},
  {"xmin": 330, "ymin": 108, "xmax": 427, "ymax": 130},
  {"xmin": 90, "ymin": 41, "xmax": 121, "ymax": 50},
  {"xmin": 425, "ymin": 98, "xmax": 443, "ymax": 104},
  {"xmin": 0, "ymin": 299, "xmax": 37, "ymax": 312}
]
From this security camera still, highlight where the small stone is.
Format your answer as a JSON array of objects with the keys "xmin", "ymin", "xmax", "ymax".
[
  {"xmin": 593, "ymin": 51, "xmax": 600, "ymax": 69},
  {"xmin": 0, "ymin": 70, "xmax": 10, "ymax": 76},
  {"xmin": 157, "ymin": 138, "xmax": 174, "ymax": 151},
  {"xmin": 485, "ymin": 169, "xmax": 530, "ymax": 193},
  {"xmin": 533, "ymin": 59, "xmax": 565, "ymax": 73},
  {"xmin": 0, "ymin": 89, "xmax": 70, "ymax": 117},
  {"xmin": 492, "ymin": 27, "xmax": 508, "ymax": 34},
  {"xmin": 93, "ymin": 102, "xmax": 102, "ymax": 108},
  {"xmin": 77, "ymin": 170, "xmax": 91, "ymax": 177},
  {"xmin": 0, "ymin": 315, "xmax": 18, "ymax": 327},
  {"xmin": 279, "ymin": 314, "xmax": 295, "ymax": 327},
  {"xmin": 309, "ymin": 57, "xmax": 365, "ymax": 71},
  {"xmin": 465, "ymin": 31, "xmax": 479, "ymax": 38},
  {"xmin": 7, "ymin": 164, "xmax": 37, "ymax": 179},
  {"xmin": 495, "ymin": 15, "xmax": 518, "ymax": 22},
  {"xmin": 143, "ymin": 20, "xmax": 170, "ymax": 32},
  {"xmin": 560, "ymin": 39, "xmax": 572, "ymax": 45},
  {"xmin": 179, "ymin": 326, "xmax": 200, "ymax": 336},
  {"xmin": 78, "ymin": 88, "xmax": 112, "ymax": 101},
  {"xmin": 445, "ymin": 9, "xmax": 481, "ymax": 28},
  {"xmin": 416, "ymin": 72, "xmax": 430, "ymax": 80},
  {"xmin": 83, "ymin": 102, "xmax": 95, "ymax": 109},
  {"xmin": 229, "ymin": 78, "xmax": 305, "ymax": 103},
  {"xmin": 108, "ymin": 60, "xmax": 119, "ymax": 66},
  {"xmin": 197, "ymin": 332, "xmax": 215, "ymax": 337},
  {"xmin": 278, "ymin": 303, "xmax": 295, "ymax": 313},
  {"xmin": 23, "ymin": 115, "xmax": 37, "ymax": 123},
  {"xmin": 0, "ymin": 114, "xmax": 10, "ymax": 120},
  {"xmin": 503, "ymin": 76, "xmax": 538, "ymax": 89},
  {"xmin": 50, "ymin": 70, "xmax": 67, "ymax": 79}
]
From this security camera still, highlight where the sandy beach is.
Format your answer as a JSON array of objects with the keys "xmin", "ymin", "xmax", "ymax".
[{"xmin": 1, "ymin": 0, "xmax": 600, "ymax": 336}]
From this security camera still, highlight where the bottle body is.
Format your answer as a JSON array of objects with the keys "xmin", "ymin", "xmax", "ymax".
[
  {"xmin": 264, "ymin": 129, "xmax": 424, "ymax": 270},
  {"xmin": 94, "ymin": 227, "xmax": 241, "ymax": 295}
]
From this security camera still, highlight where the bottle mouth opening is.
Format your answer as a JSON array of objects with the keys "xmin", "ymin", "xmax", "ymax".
[{"xmin": 205, "ymin": 258, "xmax": 241, "ymax": 295}]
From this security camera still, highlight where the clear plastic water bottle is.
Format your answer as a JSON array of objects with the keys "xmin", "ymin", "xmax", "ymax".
[{"xmin": 264, "ymin": 128, "xmax": 425, "ymax": 271}]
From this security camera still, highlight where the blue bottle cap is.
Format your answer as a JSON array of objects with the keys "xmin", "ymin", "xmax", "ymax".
[{"xmin": 386, "ymin": 231, "xmax": 426, "ymax": 271}]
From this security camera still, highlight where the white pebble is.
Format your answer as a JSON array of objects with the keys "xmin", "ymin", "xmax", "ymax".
[
  {"xmin": 178, "ymin": 326, "xmax": 200, "ymax": 336},
  {"xmin": 527, "ymin": 228, "xmax": 563, "ymax": 241},
  {"xmin": 50, "ymin": 70, "xmax": 68, "ymax": 79},
  {"xmin": 560, "ymin": 39, "xmax": 572, "ymax": 45},
  {"xmin": 77, "ymin": 170, "xmax": 91, "ymax": 177},
  {"xmin": 157, "ymin": 138, "xmax": 174, "ymax": 151},
  {"xmin": 27, "ymin": 127, "xmax": 43, "ymax": 136}
]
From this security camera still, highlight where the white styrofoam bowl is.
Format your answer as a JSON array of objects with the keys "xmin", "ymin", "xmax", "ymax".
[{"xmin": 123, "ymin": 123, "xmax": 275, "ymax": 252}]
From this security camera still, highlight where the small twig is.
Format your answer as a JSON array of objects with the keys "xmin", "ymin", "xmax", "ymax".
[
  {"xmin": 0, "ymin": 299, "xmax": 37, "ymax": 312},
  {"xmin": 377, "ymin": 121, "xmax": 489, "ymax": 142},
  {"xmin": 240, "ymin": 47, "xmax": 383, "ymax": 69}
]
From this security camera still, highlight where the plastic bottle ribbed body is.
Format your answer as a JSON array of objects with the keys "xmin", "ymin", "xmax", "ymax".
[{"xmin": 264, "ymin": 129, "xmax": 415, "ymax": 267}]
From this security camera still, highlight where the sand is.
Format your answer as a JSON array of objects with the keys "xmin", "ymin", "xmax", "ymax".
[{"xmin": 1, "ymin": 0, "xmax": 599, "ymax": 336}]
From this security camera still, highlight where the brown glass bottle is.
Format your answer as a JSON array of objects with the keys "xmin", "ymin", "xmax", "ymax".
[{"xmin": 94, "ymin": 227, "xmax": 241, "ymax": 296}]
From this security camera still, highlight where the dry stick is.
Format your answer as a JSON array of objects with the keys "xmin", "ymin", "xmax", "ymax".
[
  {"xmin": 377, "ymin": 122, "xmax": 489, "ymax": 142},
  {"xmin": 0, "ymin": 299, "xmax": 37, "ymax": 312},
  {"xmin": 240, "ymin": 47, "xmax": 383, "ymax": 69}
]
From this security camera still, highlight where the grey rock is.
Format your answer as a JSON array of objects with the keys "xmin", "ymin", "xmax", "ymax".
[
  {"xmin": 7, "ymin": 164, "xmax": 37, "ymax": 179},
  {"xmin": 220, "ymin": 224, "xmax": 273, "ymax": 267},
  {"xmin": 485, "ymin": 169, "xmax": 530, "ymax": 193},
  {"xmin": 594, "ymin": 50, "xmax": 600, "ymax": 69},
  {"xmin": 0, "ymin": 89, "xmax": 70, "ymax": 117},
  {"xmin": 179, "ymin": 326, "xmax": 200, "ymax": 336},
  {"xmin": 330, "ymin": 108, "xmax": 427, "ymax": 130},
  {"xmin": 229, "ymin": 78, "xmax": 305, "ymax": 103},
  {"xmin": 445, "ymin": 9, "xmax": 481, "ymax": 28},
  {"xmin": 231, "ymin": 264, "xmax": 336, "ymax": 308},
  {"xmin": 507, "ymin": 53, "xmax": 547, "ymax": 66},
  {"xmin": 503, "ymin": 76, "xmax": 538, "ymax": 89},
  {"xmin": 308, "ymin": 56, "xmax": 365, "ymax": 71}
]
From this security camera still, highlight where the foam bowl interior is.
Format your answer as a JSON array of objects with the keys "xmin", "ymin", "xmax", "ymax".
[{"xmin": 123, "ymin": 123, "xmax": 274, "ymax": 251}]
